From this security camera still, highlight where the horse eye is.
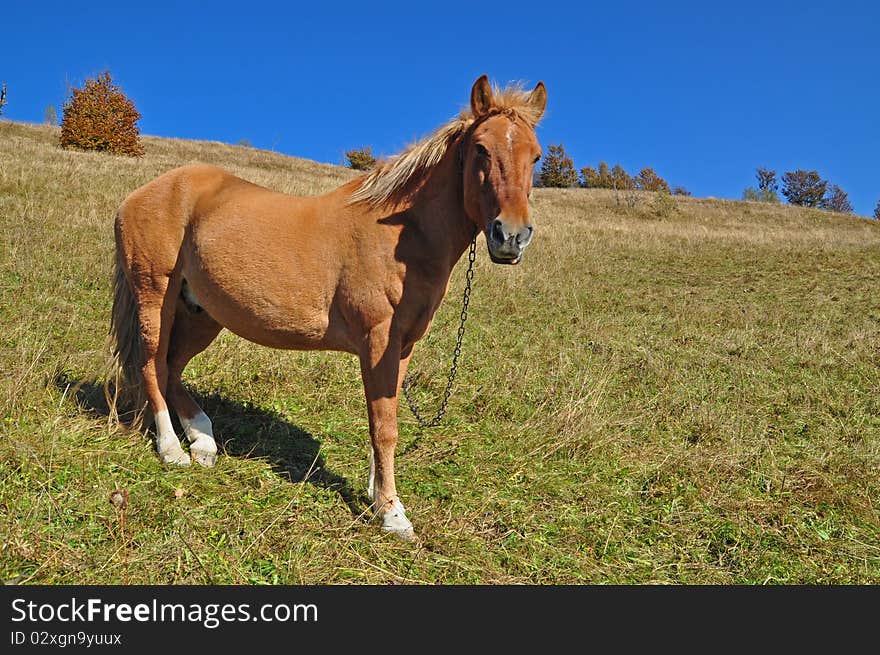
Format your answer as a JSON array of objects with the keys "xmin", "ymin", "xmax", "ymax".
[
  {"xmin": 475, "ymin": 143, "xmax": 490, "ymax": 158},
  {"xmin": 533, "ymin": 154, "xmax": 541, "ymax": 164}
]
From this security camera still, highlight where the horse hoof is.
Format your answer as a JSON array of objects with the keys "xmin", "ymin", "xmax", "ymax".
[
  {"xmin": 160, "ymin": 449, "xmax": 191, "ymax": 467},
  {"xmin": 384, "ymin": 525, "xmax": 419, "ymax": 542},
  {"xmin": 191, "ymin": 449, "xmax": 217, "ymax": 467},
  {"xmin": 379, "ymin": 499, "xmax": 415, "ymax": 541},
  {"xmin": 190, "ymin": 438, "xmax": 218, "ymax": 467}
]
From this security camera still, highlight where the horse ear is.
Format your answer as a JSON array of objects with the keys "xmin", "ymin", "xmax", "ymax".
[
  {"xmin": 527, "ymin": 82, "xmax": 547, "ymax": 122},
  {"xmin": 470, "ymin": 75, "xmax": 495, "ymax": 116}
]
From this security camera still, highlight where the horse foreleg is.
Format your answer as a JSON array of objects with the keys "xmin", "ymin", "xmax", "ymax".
[
  {"xmin": 359, "ymin": 324, "xmax": 415, "ymax": 540},
  {"xmin": 367, "ymin": 345, "xmax": 412, "ymax": 502}
]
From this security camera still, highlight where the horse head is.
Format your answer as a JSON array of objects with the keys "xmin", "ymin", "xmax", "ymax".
[{"xmin": 461, "ymin": 75, "xmax": 547, "ymax": 264}]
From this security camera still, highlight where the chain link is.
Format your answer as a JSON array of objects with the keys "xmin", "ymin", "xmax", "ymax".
[{"xmin": 401, "ymin": 237, "xmax": 477, "ymax": 427}]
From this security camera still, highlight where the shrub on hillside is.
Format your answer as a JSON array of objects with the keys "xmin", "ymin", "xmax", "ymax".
[
  {"xmin": 581, "ymin": 162, "xmax": 638, "ymax": 190},
  {"xmin": 580, "ymin": 166, "xmax": 597, "ymax": 187},
  {"xmin": 536, "ymin": 143, "xmax": 579, "ymax": 188},
  {"xmin": 756, "ymin": 168, "xmax": 778, "ymax": 195},
  {"xmin": 742, "ymin": 186, "xmax": 779, "ymax": 203},
  {"xmin": 821, "ymin": 184, "xmax": 853, "ymax": 214},
  {"xmin": 0, "ymin": 83, "xmax": 7, "ymax": 115},
  {"xmin": 781, "ymin": 169, "xmax": 826, "ymax": 207},
  {"xmin": 44, "ymin": 105, "xmax": 58, "ymax": 126},
  {"xmin": 671, "ymin": 186, "xmax": 692, "ymax": 197},
  {"xmin": 346, "ymin": 146, "xmax": 377, "ymax": 171},
  {"xmin": 634, "ymin": 167, "xmax": 669, "ymax": 193},
  {"xmin": 744, "ymin": 167, "xmax": 780, "ymax": 203},
  {"xmin": 874, "ymin": 200, "xmax": 880, "ymax": 220},
  {"xmin": 580, "ymin": 161, "xmax": 613, "ymax": 188},
  {"xmin": 653, "ymin": 188, "xmax": 677, "ymax": 217},
  {"xmin": 611, "ymin": 165, "xmax": 635, "ymax": 190},
  {"xmin": 60, "ymin": 71, "xmax": 144, "ymax": 156}
]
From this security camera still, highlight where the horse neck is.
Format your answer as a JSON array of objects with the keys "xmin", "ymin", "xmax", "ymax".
[{"xmin": 406, "ymin": 144, "xmax": 479, "ymax": 271}]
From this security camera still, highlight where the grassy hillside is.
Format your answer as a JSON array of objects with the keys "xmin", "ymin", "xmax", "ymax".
[{"xmin": 1, "ymin": 120, "xmax": 878, "ymax": 584}]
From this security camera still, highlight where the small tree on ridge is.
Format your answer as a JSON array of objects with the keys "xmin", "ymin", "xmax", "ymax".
[
  {"xmin": 536, "ymin": 143, "xmax": 579, "ymax": 188},
  {"xmin": 781, "ymin": 169, "xmax": 826, "ymax": 207},
  {"xmin": 611, "ymin": 164, "xmax": 634, "ymax": 190},
  {"xmin": 743, "ymin": 167, "xmax": 780, "ymax": 203},
  {"xmin": 756, "ymin": 168, "xmax": 778, "ymax": 194},
  {"xmin": 634, "ymin": 167, "xmax": 669, "ymax": 192},
  {"xmin": 821, "ymin": 184, "xmax": 853, "ymax": 214},
  {"xmin": 60, "ymin": 71, "xmax": 144, "ymax": 156},
  {"xmin": 580, "ymin": 161, "xmax": 614, "ymax": 188},
  {"xmin": 346, "ymin": 146, "xmax": 377, "ymax": 171},
  {"xmin": 44, "ymin": 105, "xmax": 58, "ymax": 126}
]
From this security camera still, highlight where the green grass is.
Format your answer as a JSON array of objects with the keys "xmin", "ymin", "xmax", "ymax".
[{"xmin": 1, "ymin": 120, "xmax": 879, "ymax": 584}]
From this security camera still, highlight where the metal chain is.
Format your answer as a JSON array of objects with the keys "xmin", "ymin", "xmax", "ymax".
[{"xmin": 401, "ymin": 237, "xmax": 477, "ymax": 427}]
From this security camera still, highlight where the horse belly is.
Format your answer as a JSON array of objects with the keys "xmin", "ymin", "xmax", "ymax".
[{"xmin": 181, "ymin": 259, "xmax": 338, "ymax": 351}]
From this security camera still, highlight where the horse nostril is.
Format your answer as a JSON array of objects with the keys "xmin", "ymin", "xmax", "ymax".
[
  {"xmin": 516, "ymin": 225, "xmax": 534, "ymax": 246},
  {"xmin": 491, "ymin": 220, "xmax": 506, "ymax": 243}
]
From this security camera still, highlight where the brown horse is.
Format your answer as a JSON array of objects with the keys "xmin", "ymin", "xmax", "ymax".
[{"xmin": 107, "ymin": 75, "xmax": 546, "ymax": 539}]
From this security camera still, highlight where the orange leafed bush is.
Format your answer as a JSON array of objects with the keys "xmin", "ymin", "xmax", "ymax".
[
  {"xmin": 60, "ymin": 71, "xmax": 144, "ymax": 156},
  {"xmin": 633, "ymin": 167, "xmax": 670, "ymax": 193},
  {"xmin": 345, "ymin": 146, "xmax": 377, "ymax": 171}
]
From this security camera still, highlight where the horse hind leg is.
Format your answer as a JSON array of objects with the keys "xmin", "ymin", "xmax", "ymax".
[
  {"xmin": 166, "ymin": 285, "xmax": 223, "ymax": 467},
  {"xmin": 133, "ymin": 273, "xmax": 190, "ymax": 466}
]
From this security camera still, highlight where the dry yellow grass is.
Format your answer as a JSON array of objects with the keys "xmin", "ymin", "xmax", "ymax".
[{"xmin": 1, "ymin": 120, "xmax": 879, "ymax": 584}]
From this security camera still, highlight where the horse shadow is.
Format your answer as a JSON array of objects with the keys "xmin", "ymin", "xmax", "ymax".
[{"xmin": 57, "ymin": 375, "xmax": 367, "ymax": 515}]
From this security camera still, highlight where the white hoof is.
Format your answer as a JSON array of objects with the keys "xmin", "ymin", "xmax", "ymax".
[
  {"xmin": 379, "ymin": 499, "xmax": 416, "ymax": 541},
  {"xmin": 159, "ymin": 445, "xmax": 190, "ymax": 467},
  {"xmin": 155, "ymin": 410, "xmax": 189, "ymax": 466},
  {"xmin": 190, "ymin": 437, "xmax": 218, "ymax": 467},
  {"xmin": 388, "ymin": 526, "xmax": 418, "ymax": 542}
]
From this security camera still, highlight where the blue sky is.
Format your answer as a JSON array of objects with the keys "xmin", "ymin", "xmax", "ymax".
[{"xmin": 4, "ymin": 1, "xmax": 879, "ymax": 215}]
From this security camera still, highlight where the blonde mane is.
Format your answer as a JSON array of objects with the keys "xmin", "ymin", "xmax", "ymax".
[{"xmin": 348, "ymin": 84, "xmax": 544, "ymax": 208}]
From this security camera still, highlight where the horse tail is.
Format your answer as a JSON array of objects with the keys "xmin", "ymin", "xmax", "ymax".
[{"xmin": 104, "ymin": 238, "xmax": 147, "ymax": 429}]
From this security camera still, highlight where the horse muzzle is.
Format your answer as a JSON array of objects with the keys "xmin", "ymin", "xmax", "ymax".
[{"xmin": 486, "ymin": 218, "xmax": 534, "ymax": 265}]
